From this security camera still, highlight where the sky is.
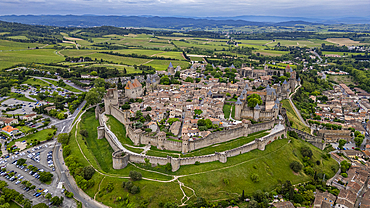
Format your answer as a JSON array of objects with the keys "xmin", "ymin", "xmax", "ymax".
[{"xmin": 0, "ymin": 0, "xmax": 369, "ymax": 18}]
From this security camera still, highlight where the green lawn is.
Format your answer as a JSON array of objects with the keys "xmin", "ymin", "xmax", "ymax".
[
  {"xmin": 223, "ymin": 103, "xmax": 232, "ymax": 119},
  {"xmin": 281, "ymin": 99, "xmax": 311, "ymax": 133},
  {"xmin": 145, "ymin": 149, "xmax": 180, "ymax": 158},
  {"xmin": 106, "ymin": 115, "xmax": 133, "ymax": 145},
  {"xmin": 183, "ymin": 130, "xmax": 268, "ymax": 157},
  {"xmin": 42, "ymin": 79, "xmax": 82, "ymax": 93},
  {"xmin": 9, "ymin": 202, "xmax": 21, "ymax": 208},
  {"xmin": 8, "ymin": 128, "xmax": 55, "ymax": 148},
  {"xmin": 22, "ymin": 78, "xmax": 49, "ymax": 87},
  {"xmin": 15, "ymin": 126, "xmax": 33, "ymax": 133}
]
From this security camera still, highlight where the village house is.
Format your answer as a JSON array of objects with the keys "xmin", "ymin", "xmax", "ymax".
[{"xmin": 2, "ymin": 125, "xmax": 19, "ymax": 136}]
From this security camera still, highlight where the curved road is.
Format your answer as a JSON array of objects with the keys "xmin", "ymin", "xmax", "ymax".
[{"xmin": 52, "ymin": 101, "xmax": 106, "ymax": 208}]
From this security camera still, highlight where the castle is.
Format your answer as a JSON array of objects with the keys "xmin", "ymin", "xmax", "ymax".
[
  {"xmin": 234, "ymin": 65, "xmax": 300, "ymax": 121},
  {"xmin": 125, "ymin": 78, "xmax": 143, "ymax": 99}
]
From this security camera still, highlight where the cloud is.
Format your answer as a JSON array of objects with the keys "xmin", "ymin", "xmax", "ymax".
[{"xmin": 0, "ymin": 0, "xmax": 369, "ymax": 17}]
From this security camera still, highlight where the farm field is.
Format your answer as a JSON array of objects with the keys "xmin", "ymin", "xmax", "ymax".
[
  {"xmin": 87, "ymin": 64, "xmax": 140, "ymax": 73},
  {"xmin": 145, "ymin": 59, "xmax": 189, "ymax": 71},
  {"xmin": 0, "ymin": 49, "xmax": 64, "ymax": 70},
  {"xmin": 255, "ymin": 50, "xmax": 289, "ymax": 56},
  {"xmin": 0, "ymin": 39, "xmax": 44, "ymax": 51},
  {"xmin": 325, "ymin": 38, "xmax": 368, "ymax": 46}
]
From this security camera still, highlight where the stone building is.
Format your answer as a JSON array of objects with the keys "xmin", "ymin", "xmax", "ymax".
[
  {"xmin": 167, "ymin": 62, "xmax": 175, "ymax": 75},
  {"xmin": 316, "ymin": 129, "xmax": 352, "ymax": 143},
  {"xmin": 125, "ymin": 79, "xmax": 143, "ymax": 99}
]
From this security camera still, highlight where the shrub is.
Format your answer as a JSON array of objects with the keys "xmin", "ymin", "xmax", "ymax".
[
  {"xmin": 301, "ymin": 146, "xmax": 313, "ymax": 158},
  {"xmin": 194, "ymin": 161, "xmax": 200, "ymax": 165},
  {"xmin": 316, "ymin": 160, "xmax": 321, "ymax": 165},
  {"xmin": 79, "ymin": 129, "xmax": 88, "ymax": 137},
  {"xmin": 341, "ymin": 173, "xmax": 348, "ymax": 178},
  {"xmin": 129, "ymin": 171, "xmax": 142, "ymax": 181},
  {"xmin": 290, "ymin": 161, "xmax": 303, "ymax": 173},
  {"xmin": 65, "ymin": 191, "xmax": 74, "ymax": 198},
  {"xmin": 304, "ymin": 167, "xmax": 314, "ymax": 176},
  {"xmin": 223, "ymin": 179, "xmax": 229, "ymax": 185},
  {"xmin": 83, "ymin": 166, "xmax": 95, "ymax": 180},
  {"xmin": 250, "ymin": 173, "xmax": 260, "ymax": 183},
  {"xmin": 130, "ymin": 185, "xmax": 140, "ymax": 194}
]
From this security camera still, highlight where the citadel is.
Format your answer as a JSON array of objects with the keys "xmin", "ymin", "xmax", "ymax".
[{"xmin": 99, "ymin": 63, "xmax": 301, "ymax": 171}]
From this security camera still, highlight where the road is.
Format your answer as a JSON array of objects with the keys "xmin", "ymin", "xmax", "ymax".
[
  {"xmin": 33, "ymin": 76, "xmax": 87, "ymax": 93},
  {"xmin": 52, "ymin": 100, "xmax": 105, "ymax": 208},
  {"xmin": 289, "ymin": 84, "xmax": 310, "ymax": 129}
]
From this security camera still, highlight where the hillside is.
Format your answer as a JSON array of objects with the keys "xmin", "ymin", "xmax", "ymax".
[{"xmin": 64, "ymin": 109, "xmax": 339, "ymax": 207}]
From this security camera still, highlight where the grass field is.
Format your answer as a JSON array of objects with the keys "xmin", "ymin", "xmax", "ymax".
[
  {"xmin": 177, "ymin": 137, "xmax": 339, "ymax": 200},
  {"xmin": 8, "ymin": 128, "xmax": 55, "ymax": 148},
  {"xmin": 0, "ymin": 49, "xmax": 64, "ymax": 70},
  {"xmin": 22, "ymin": 78, "xmax": 50, "ymax": 87},
  {"xmin": 0, "ymin": 39, "xmax": 44, "ymax": 51},
  {"xmin": 184, "ymin": 130, "xmax": 268, "ymax": 157},
  {"xmin": 106, "ymin": 115, "xmax": 133, "ymax": 145},
  {"xmin": 223, "ymin": 103, "xmax": 232, "ymax": 119},
  {"xmin": 87, "ymin": 64, "xmax": 140, "ymax": 74},
  {"xmin": 15, "ymin": 126, "xmax": 33, "ymax": 133},
  {"xmin": 327, "ymin": 75, "xmax": 354, "ymax": 85},
  {"xmin": 42, "ymin": 79, "xmax": 82, "ymax": 93},
  {"xmin": 281, "ymin": 99, "xmax": 311, "ymax": 134},
  {"xmin": 145, "ymin": 59, "xmax": 189, "ymax": 71},
  {"xmin": 7, "ymin": 93, "xmax": 34, "ymax": 102}
]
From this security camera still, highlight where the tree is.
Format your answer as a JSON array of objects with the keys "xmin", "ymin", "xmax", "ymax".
[
  {"xmin": 16, "ymin": 158, "xmax": 26, "ymax": 166},
  {"xmin": 83, "ymin": 166, "xmax": 95, "ymax": 180},
  {"xmin": 185, "ymin": 77, "xmax": 194, "ymax": 83},
  {"xmin": 160, "ymin": 75, "xmax": 170, "ymax": 85},
  {"xmin": 90, "ymin": 71, "xmax": 98, "ymax": 76},
  {"xmin": 122, "ymin": 103, "xmax": 130, "ymax": 110},
  {"xmin": 247, "ymin": 94, "xmax": 262, "ymax": 108},
  {"xmin": 85, "ymin": 89, "xmax": 100, "ymax": 106},
  {"xmin": 167, "ymin": 118, "xmax": 179, "ymax": 125},
  {"xmin": 250, "ymin": 173, "xmax": 260, "ymax": 183},
  {"xmin": 39, "ymin": 172, "xmax": 53, "ymax": 183},
  {"xmin": 45, "ymin": 193, "xmax": 52, "ymax": 200},
  {"xmin": 338, "ymin": 139, "xmax": 346, "ymax": 149},
  {"xmin": 146, "ymin": 106, "xmax": 152, "ymax": 111},
  {"xmin": 354, "ymin": 136, "xmax": 364, "ymax": 147},
  {"xmin": 301, "ymin": 146, "xmax": 313, "ymax": 158},
  {"xmin": 58, "ymin": 133, "xmax": 70, "ymax": 146},
  {"xmin": 197, "ymin": 119, "xmax": 206, "ymax": 127},
  {"xmin": 340, "ymin": 160, "xmax": 351, "ymax": 173},
  {"xmin": 145, "ymin": 114, "xmax": 152, "ymax": 122},
  {"xmin": 93, "ymin": 78, "xmax": 106, "ymax": 88},
  {"xmin": 50, "ymin": 196, "xmax": 64, "ymax": 206},
  {"xmin": 290, "ymin": 161, "xmax": 303, "ymax": 173},
  {"xmin": 129, "ymin": 171, "xmax": 142, "ymax": 181}
]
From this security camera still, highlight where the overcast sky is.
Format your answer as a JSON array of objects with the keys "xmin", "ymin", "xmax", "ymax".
[{"xmin": 0, "ymin": 0, "xmax": 369, "ymax": 18}]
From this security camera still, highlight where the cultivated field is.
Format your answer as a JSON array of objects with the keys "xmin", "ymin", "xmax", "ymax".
[{"xmin": 326, "ymin": 38, "xmax": 366, "ymax": 46}]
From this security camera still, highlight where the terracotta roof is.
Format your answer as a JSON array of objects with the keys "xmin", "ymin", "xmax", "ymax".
[
  {"xmin": 125, "ymin": 79, "xmax": 141, "ymax": 89},
  {"xmin": 2, "ymin": 125, "xmax": 18, "ymax": 133}
]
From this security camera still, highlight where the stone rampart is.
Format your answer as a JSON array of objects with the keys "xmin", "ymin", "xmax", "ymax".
[
  {"xmin": 287, "ymin": 127, "xmax": 326, "ymax": 150},
  {"xmin": 110, "ymin": 122, "xmax": 287, "ymax": 171}
]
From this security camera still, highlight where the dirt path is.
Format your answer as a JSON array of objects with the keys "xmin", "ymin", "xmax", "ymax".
[
  {"xmin": 150, "ymin": 52, "xmax": 166, "ymax": 57},
  {"xmin": 143, "ymin": 59, "xmax": 154, "ymax": 65},
  {"xmin": 94, "ymin": 176, "xmax": 105, "ymax": 200},
  {"xmin": 264, "ymin": 40, "xmax": 274, "ymax": 46}
]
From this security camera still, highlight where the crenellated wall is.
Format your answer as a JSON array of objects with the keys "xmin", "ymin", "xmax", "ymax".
[{"xmin": 110, "ymin": 122, "xmax": 287, "ymax": 172}]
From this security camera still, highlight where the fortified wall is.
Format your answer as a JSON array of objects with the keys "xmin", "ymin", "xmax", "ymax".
[
  {"xmin": 104, "ymin": 98, "xmax": 279, "ymax": 153},
  {"xmin": 111, "ymin": 123, "xmax": 287, "ymax": 172}
]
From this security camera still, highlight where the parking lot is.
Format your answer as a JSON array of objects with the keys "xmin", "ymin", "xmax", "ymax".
[{"xmin": 0, "ymin": 142, "xmax": 75, "ymax": 207}]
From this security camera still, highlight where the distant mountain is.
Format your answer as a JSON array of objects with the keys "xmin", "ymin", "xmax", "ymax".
[
  {"xmin": 0, "ymin": 15, "xmax": 270, "ymax": 28},
  {"xmin": 0, "ymin": 15, "xmax": 368, "ymax": 29}
]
